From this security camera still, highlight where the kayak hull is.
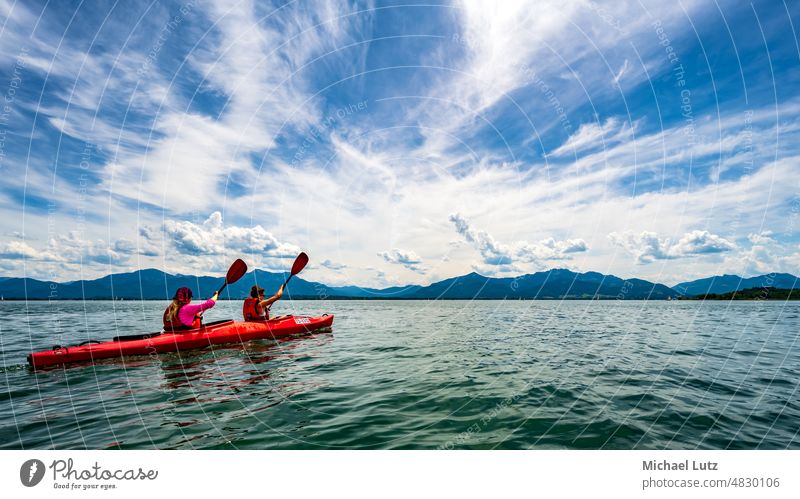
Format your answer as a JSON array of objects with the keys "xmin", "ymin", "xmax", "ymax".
[{"xmin": 28, "ymin": 314, "xmax": 333, "ymax": 368}]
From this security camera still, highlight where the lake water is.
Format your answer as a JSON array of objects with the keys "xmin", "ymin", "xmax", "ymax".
[{"xmin": 0, "ymin": 300, "xmax": 798, "ymax": 449}]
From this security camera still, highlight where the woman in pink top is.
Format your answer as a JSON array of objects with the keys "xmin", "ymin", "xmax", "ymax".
[{"xmin": 163, "ymin": 287, "xmax": 218, "ymax": 331}]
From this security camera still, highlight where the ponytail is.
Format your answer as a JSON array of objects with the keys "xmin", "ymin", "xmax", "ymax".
[{"xmin": 165, "ymin": 299, "xmax": 181, "ymax": 322}]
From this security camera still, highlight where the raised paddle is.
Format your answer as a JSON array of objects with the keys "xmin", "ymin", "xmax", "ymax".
[
  {"xmin": 216, "ymin": 258, "xmax": 248, "ymax": 295},
  {"xmin": 283, "ymin": 252, "xmax": 309, "ymax": 288},
  {"xmin": 197, "ymin": 259, "xmax": 247, "ymax": 320}
]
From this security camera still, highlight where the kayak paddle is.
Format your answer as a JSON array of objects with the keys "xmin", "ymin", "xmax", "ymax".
[
  {"xmin": 199, "ymin": 259, "xmax": 247, "ymax": 318},
  {"xmin": 217, "ymin": 258, "xmax": 248, "ymax": 295},
  {"xmin": 283, "ymin": 252, "xmax": 309, "ymax": 287}
]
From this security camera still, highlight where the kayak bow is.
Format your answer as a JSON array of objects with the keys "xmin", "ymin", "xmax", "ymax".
[{"xmin": 27, "ymin": 314, "xmax": 334, "ymax": 368}]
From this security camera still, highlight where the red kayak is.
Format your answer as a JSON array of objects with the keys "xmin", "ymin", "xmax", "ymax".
[{"xmin": 28, "ymin": 314, "xmax": 334, "ymax": 368}]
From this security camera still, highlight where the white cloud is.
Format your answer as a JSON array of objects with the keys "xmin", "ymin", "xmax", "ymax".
[
  {"xmin": 0, "ymin": 234, "xmax": 135, "ymax": 266},
  {"xmin": 0, "ymin": 241, "xmax": 48, "ymax": 260},
  {"xmin": 609, "ymin": 230, "xmax": 736, "ymax": 264},
  {"xmin": 747, "ymin": 231, "xmax": 775, "ymax": 245},
  {"xmin": 517, "ymin": 237, "xmax": 589, "ymax": 261},
  {"xmin": 550, "ymin": 117, "xmax": 635, "ymax": 157},
  {"xmin": 717, "ymin": 233, "xmax": 800, "ymax": 277},
  {"xmin": 378, "ymin": 248, "xmax": 425, "ymax": 273},
  {"xmin": 449, "ymin": 213, "xmax": 513, "ymax": 266},
  {"xmin": 162, "ymin": 211, "xmax": 300, "ymax": 258},
  {"xmin": 612, "ymin": 59, "xmax": 629, "ymax": 86},
  {"xmin": 320, "ymin": 259, "xmax": 347, "ymax": 270},
  {"xmin": 450, "ymin": 213, "xmax": 588, "ymax": 267},
  {"xmin": 671, "ymin": 230, "xmax": 737, "ymax": 256},
  {"xmin": 14, "ymin": 0, "xmax": 372, "ymax": 214}
]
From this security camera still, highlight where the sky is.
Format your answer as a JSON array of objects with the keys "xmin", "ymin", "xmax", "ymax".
[{"xmin": 0, "ymin": 0, "xmax": 798, "ymax": 288}]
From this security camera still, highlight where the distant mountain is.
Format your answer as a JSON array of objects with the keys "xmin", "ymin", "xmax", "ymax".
[
  {"xmin": 5, "ymin": 267, "xmax": 772, "ymax": 301},
  {"xmin": 0, "ymin": 268, "xmax": 337, "ymax": 300},
  {"xmin": 324, "ymin": 283, "xmax": 421, "ymax": 298},
  {"xmin": 673, "ymin": 273, "xmax": 800, "ymax": 297},
  {"xmin": 394, "ymin": 269, "xmax": 677, "ymax": 299}
]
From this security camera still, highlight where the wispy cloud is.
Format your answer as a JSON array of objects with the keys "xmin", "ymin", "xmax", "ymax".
[
  {"xmin": 550, "ymin": 117, "xmax": 635, "ymax": 157},
  {"xmin": 0, "ymin": 0, "xmax": 798, "ymax": 287},
  {"xmin": 612, "ymin": 59, "xmax": 629, "ymax": 87}
]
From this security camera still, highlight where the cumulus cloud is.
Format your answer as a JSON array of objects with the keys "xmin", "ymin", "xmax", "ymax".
[
  {"xmin": 450, "ymin": 213, "xmax": 588, "ymax": 267},
  {"xmin": 56, "ymin": 233, "xmax": 131, "ymax": 265},
  {"xmin": 672, "ymin": 230, "xmax": 737, "ymax": 255},
  {"xmin": 378, "ymin": 248, "xmax": 426, "ymax": 273},
  {"xmin": 0, "ymin": 234, "xmax": 139, "ymax": 265},
  {"xmin": 112, "ymin": 239, "xmax": 138, "ymax": 254},
  {"xmin": 517, "ymin": 237, "xmax": 589, "ymax": 261},
  {"xmin": 162, "ymin": 211, "xmax": 300, "ymax": 257},
  {"xmin": 718, "ymin": 231, "xmax": 799, "ymax": 277},
  {"xmin": 0, "ymin": 241, "xmax": 44, "ymax": 260},
  {"xmin": 609, "ymin": 230, "xmax": 736, "ymax": 263}
]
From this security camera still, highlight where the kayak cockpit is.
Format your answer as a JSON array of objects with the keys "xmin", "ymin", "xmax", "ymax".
[{"xmin": 111, "ymin": 319, "xmax": 235, "ymax": 342}]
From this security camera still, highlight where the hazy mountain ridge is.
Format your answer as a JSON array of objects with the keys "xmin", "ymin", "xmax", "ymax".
[
  {"xmin": 5, "ymin": 267, "xmax": 786, "ymax": 300},
  {"xmin": 672, "ymin": 273, "xmax": 800, "ymax": 297},
  {"xmin": 0, "ymin": 269, "xmax": 796, "ymax": 300}
]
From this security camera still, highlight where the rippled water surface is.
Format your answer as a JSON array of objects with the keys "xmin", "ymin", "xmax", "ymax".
[{"xmin": 1, "ymin": 300, "xmax": 798, "ymax": 449}]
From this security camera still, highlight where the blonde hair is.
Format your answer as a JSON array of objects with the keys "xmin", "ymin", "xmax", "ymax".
[{"xmin": 165, "ymin": 299, "xmax": 181, "ymax": 322}]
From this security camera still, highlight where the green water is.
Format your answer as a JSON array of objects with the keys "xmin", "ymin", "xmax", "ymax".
[{"xmin": 1, "ymin": 300, "xmax": 798, "ymax": 449}]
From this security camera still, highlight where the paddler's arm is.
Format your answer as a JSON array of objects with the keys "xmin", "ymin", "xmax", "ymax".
[
  {"xmin": 259, "ymin": 285, "xmax": 284, "ymax": 310},
  {"xmin": 180, "ymin": 294, "xmax": 219, "ymax": 324}
]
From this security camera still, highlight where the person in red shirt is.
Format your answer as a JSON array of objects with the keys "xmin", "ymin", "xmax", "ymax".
[{"xmin": 242, "ymin": 284, "xmax": 284, "ymax": 321}]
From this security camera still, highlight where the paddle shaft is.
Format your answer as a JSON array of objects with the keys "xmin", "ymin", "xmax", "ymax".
[{"xmin": 281, "ymin": 252, "xmax": 308, "ymax": 290}]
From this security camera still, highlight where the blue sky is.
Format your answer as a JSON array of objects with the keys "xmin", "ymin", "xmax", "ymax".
[{"xmin": 0, "ymin": 0, "xmax": 798, "ymax": 287}]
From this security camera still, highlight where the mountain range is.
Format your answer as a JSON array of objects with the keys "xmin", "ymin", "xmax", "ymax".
[
  {"xmin": 1, "ymin": 268, "xmax": 797, "ymax": 301},
  {"xmin": 673, "ymin": 273, "xmax": 799, "ymax": 297}
]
